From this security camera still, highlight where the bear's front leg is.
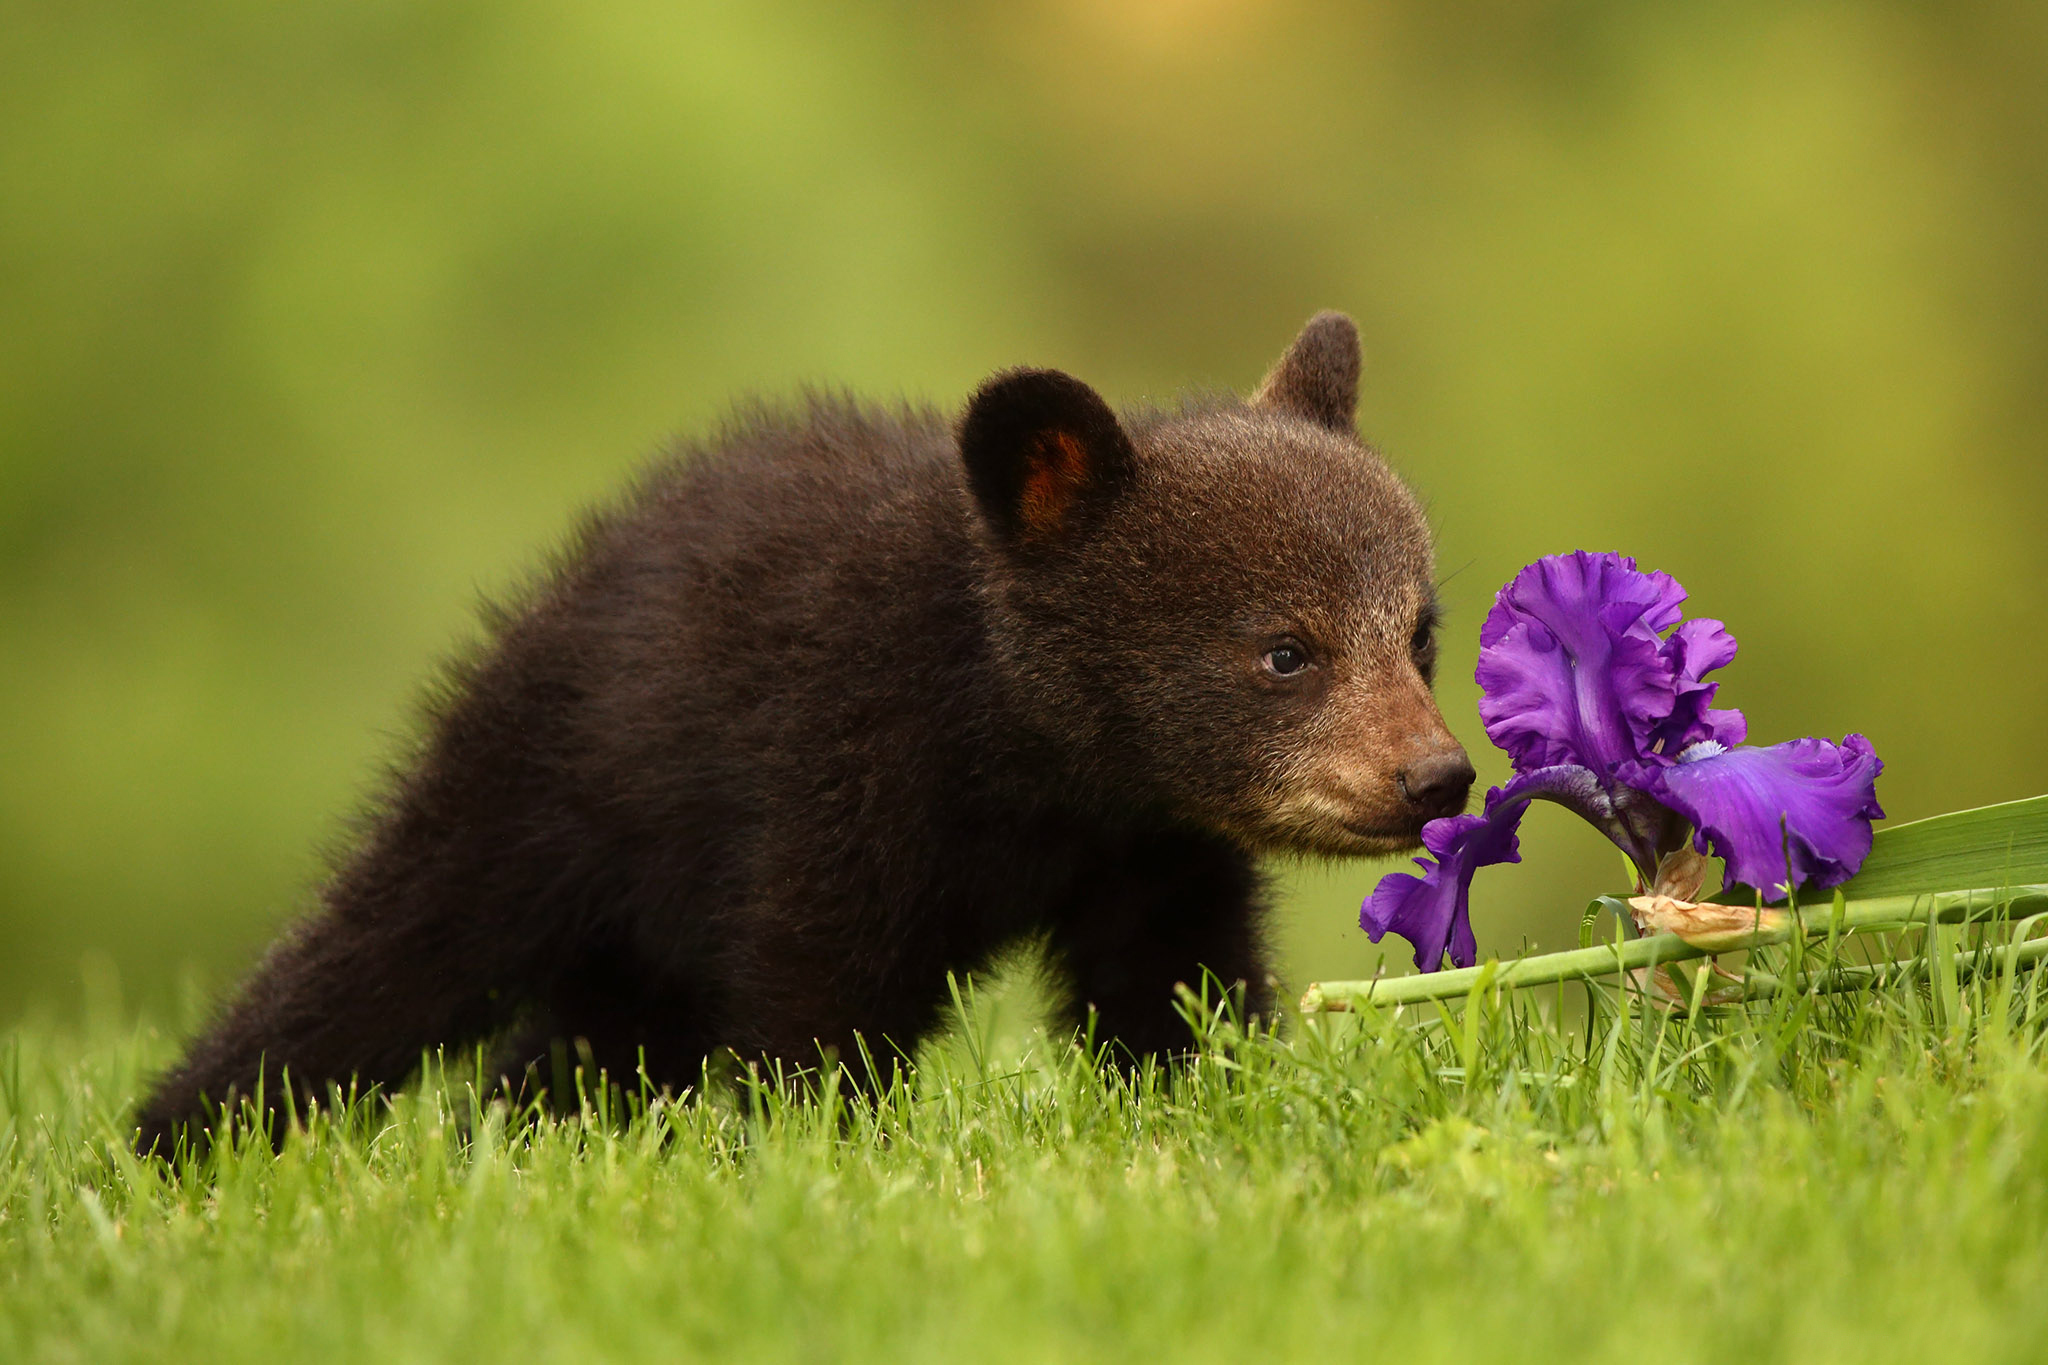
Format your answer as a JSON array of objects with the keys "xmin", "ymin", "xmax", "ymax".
[{"xmin": 1047, "ymin": 831, "xmax": 1274, "ymax": 1065}]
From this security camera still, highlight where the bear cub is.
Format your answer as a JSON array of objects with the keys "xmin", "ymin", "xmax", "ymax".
[{"xmin": 135, "ymin": 311, "xmax": 1473, "ymax": 1152}]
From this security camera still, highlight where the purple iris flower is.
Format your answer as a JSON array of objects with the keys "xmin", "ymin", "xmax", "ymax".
[{"xmin": 1362, "ymin": 551, "xmax": 1884, "ymax": 973}]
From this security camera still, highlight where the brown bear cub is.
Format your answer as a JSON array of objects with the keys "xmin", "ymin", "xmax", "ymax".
[{"xmin": 134, "ymin": 312, "xmax": 1473, "ymax": 1153}]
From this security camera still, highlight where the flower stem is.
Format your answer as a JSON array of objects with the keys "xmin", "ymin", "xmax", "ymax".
[
  {"xmin": 1738, "ymin": 925, "xmax": 2048, "ymax": 1000},
  {"xmin": 1300, "ymin": 884, "xmax": 2048, "ymax": 1012}
]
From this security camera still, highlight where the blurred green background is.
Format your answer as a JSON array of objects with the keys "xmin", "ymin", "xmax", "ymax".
[{"xmin": 3, "ymin": 0, "xmax": 2044, "ymax": 1021}]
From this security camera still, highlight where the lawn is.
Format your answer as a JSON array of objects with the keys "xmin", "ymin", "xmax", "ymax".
[{"xmin": 6, "ymin": 956, "xmax": 2048, "ymax": 1364}]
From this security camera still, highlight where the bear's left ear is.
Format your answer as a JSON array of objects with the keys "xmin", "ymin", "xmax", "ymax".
[
  {"xmin": 1253, "ymin": 311, "xmax": 1361, "ymax": 433},
  {"xmin": 959, "ymin": 368, "xmax": 1135, "ymax": 542}
]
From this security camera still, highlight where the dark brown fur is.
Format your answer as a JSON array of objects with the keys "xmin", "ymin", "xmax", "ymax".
[{"xmin": 134, "ymin": 313, "xmax": 1471, "ymax": 1153}]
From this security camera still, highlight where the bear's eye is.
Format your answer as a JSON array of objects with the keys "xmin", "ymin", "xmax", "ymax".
[
  {"xmin": 1410, "ymin": 603, "xmax": 1439, "ymax": 655},
  {"xmin": 1262, "ymin": 640, "xmax": 1314, "ymax": 679},
  {"xmin": 1410, "ymin": 605, "xmax": 1440, "ymax": 683}
]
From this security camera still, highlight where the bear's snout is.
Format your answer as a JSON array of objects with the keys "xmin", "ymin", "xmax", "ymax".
[{"xmin": 1396, "ymin": 747, "xmax": 1476, "ymax": 820}]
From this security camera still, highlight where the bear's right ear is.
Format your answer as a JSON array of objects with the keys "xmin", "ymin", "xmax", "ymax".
[
  {"xmin": 1253, "ymin": 311, "xmax": 1361, "ymax": 433},
  {"xmin": 959, "ymin": 368, "xmax": 1135, "ymax": 543}
]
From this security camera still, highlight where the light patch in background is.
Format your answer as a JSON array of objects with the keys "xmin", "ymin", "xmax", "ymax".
[{"xmin": 1046, "ymin": 0, "xmax": 1279, "ymax": 59}]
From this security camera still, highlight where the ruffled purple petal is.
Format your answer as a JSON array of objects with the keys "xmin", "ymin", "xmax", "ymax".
[
  {"xmin": 1362, "ymin": 764, "xmax": 1663, "ymax": 971},
  {"xmin": 1646, "ymin": 617, "xmax": 1747, "ymax": 755},
  {"xmin": 1363, "ymin": 811, "xmax": 1523, "ymax": 972},
  {"xmin": 1629, "ymin": 735, "xmax": 1885, "ymax": 896},
  {"xmin": 1475, "ymin": 552, "xmax": 1689, "ymax": 776}
]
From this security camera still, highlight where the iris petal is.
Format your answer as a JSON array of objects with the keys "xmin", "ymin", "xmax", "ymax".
[
  {"xmin": 1648, "ymin": 617, "xmax": 1747, "ymax": 754},
  {"xmin": 1629, "ymin": 735, "xmax": 1885, "ymax": 896},
  {"xmin": 1362, "ymin": 765, "xmax": 1664, "ymax": 971},
  {"xmin": 1475, "ymin": 552, "xmax": 1690, "ymax": 775},
  {"xmin": 1362, "ymin": 811, "xmax": 1522, "ymax": 973}
]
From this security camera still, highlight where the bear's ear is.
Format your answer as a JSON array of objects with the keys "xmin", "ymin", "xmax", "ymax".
[
  {"xmin": 959, "ymin": 368, "xmax": 1135, "ymax": 542},
  {"xmin": 1253, "ymin": 311, "xmax": 1361, "ymax": 433}
]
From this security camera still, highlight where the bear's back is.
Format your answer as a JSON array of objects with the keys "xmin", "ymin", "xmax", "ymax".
[{"xmin": 495, "ymin": 396, "xmax": 1005, "ymax": 850}]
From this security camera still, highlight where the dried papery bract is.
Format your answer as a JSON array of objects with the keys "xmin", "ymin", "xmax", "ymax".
[
  {"xmin": 1627, "ymin": 894, "xmax": 1792, "ymax": 953},
  {"xmin": 1653, "ymin": 847, "xmax": 1712, "ymax": 900}
]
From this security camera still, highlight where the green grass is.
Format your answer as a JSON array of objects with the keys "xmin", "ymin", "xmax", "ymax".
[{"xmin": 9, "ymin": 950, "xmax": 2048, "ymax": 1364}]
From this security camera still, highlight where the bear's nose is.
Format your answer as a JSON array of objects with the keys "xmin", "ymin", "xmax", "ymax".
[{"xmin": 1398, "ymin": 749, "xmax": 1476, "ymax": 817}]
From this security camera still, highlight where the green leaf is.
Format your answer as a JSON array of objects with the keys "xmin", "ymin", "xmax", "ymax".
[{"xmin": 1715, "ymin": 795, "xmax": 2048, "ymax": 905}]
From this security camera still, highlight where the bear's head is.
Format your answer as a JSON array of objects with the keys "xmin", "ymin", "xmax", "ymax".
[{"xmin": 961, "ymin": 312, "xmax": 1473, "ymax": 857}]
